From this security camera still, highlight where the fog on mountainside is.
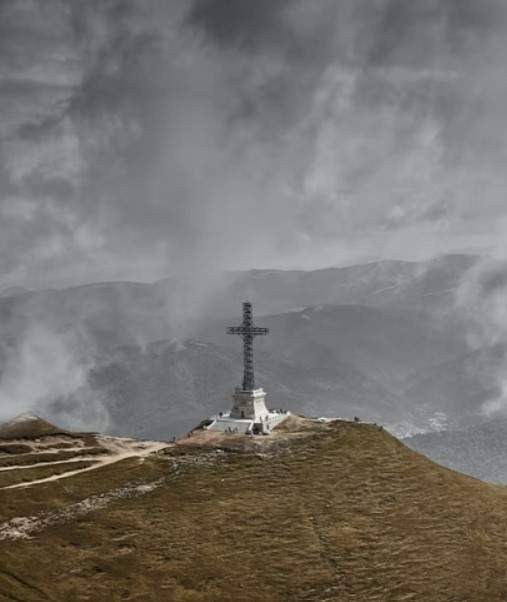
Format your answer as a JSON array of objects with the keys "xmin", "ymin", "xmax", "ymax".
[
  {"xmin": 3, "ymin": 1, "xmax": 507, "ymax": 599},
  {"xmin": 2, "ymin": 0, "xmax": 507, "ymax": 447},
  {"xmin": 4, "ymin": 253, "xmax": 506, "ymax": 440}
]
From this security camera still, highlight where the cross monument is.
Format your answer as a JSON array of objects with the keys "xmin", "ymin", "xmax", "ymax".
[{"xmin": 227, "ymin": 302, "xmax": 270, "ymax": 420}]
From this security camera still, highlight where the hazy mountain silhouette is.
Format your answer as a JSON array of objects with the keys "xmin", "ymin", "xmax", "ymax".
[{"xmin": 0, "ymin": 254, "xmax": 489, "ymax": 438}]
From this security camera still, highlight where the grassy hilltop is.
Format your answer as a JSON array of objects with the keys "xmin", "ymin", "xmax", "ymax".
[{"xmin": 1, "ymin": 417, "xmax": 507, "ymax": 601}]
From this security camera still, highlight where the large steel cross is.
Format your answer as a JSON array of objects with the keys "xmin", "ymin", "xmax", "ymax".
[{"xmin": 227, "ymin": 301, "xmax": 269, "ymax": 391}]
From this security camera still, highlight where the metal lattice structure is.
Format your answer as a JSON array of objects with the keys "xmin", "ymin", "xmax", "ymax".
[{"xmin": 227, "ymin": 302, "xmax": 269, "ymax": 391}]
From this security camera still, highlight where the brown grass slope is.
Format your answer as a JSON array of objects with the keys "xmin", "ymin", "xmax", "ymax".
[
  {"xmin": 0, "ymin": 416, "xmax": 69, "ymax": 440},
  {"xmin": 2, "ymin": 419, "xmax": 507, "ymax": 601}
]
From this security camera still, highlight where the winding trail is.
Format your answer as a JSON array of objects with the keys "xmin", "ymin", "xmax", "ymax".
[
  {"xmin": 0, "ymin": 456, "xmax": 100, "ymax": 472},
  {"xmin": 0, "ymin": 436, "xmax": 170, "ymax": 490}
]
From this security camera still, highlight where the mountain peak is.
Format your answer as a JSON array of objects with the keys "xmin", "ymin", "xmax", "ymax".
[
  {"xmin": 0, "ymin": 414, "xmax": 67, "ymax": 440},
  {"xmin": 9, "ymin": 412, "xmax": 41, "ymax": 424},
  {"xmin": 3, "ymin": 416, "xmax": 507, "ymax": 600}
]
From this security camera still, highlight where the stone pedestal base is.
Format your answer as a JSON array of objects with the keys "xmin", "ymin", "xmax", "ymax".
[{"xmin": 230, "ymin": 388, "xmax": 269, "ymax": 421}]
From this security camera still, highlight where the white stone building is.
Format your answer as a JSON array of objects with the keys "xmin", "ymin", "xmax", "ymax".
[{"xmin": 206, "ymin": 387, "xmax": 289, "ymax": 435}]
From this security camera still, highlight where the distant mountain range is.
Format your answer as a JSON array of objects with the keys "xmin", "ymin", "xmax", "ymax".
[
  {"xmin": 405, "ymin": 418, "xmax": 507, "ymax": 484},
  {"xmin": 0, "ymin": 253, "xmax": 478, "ymax": 345},
  {"xmin": 212, "ymin": 253, "xmax": 478, "ymax": 315},
  {"xmin": 2, "ymin": 252, "xmax": 502, "ymax": 439}
]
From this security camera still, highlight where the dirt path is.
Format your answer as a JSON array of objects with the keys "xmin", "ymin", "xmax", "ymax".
[
  {"xmin": 0, "ymin": 437, "xmax": 170, "ymax": 490},
  {"xmin": 0, "ymin": 456, "xmax": 102, "ymax": 472}
]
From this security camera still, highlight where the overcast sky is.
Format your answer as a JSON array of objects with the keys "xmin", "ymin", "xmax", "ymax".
[{"xmin": 1, "ymin": 0, "xmax": 507, "ymax": 288}]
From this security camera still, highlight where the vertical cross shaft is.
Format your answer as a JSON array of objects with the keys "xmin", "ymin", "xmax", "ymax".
[
  {"xmin": 227, "ymin": 302, "xmax": 269, "ymax": 391},
  {"xmin": 242, "ymin": 302, "xmax": 254, "ymax": 390}
]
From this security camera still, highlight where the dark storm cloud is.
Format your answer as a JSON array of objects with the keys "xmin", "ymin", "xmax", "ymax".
[
  {"xmin": 187, "ymin": 0, "xmax": 294, "ymax": 50},
  {"xmin": 1, "ymin": 0, "xmax": 507, "ymax": 288},
  {"xmin": 367, "ymin": 0, "xmax": 507, "ymax": 62}
]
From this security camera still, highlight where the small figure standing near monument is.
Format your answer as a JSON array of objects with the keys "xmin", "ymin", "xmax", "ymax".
[{"xmin": 205, "ymin": 301, "xmax": 290, "ymax": 435}]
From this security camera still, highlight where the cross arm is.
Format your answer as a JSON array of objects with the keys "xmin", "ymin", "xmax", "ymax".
[{"xmin": 227, "ymin": 326, "xmax": 269, "ymax": 335}]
